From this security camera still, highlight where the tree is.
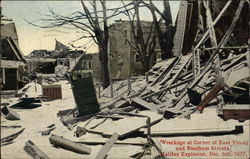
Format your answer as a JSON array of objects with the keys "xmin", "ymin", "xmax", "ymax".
[
  {"xmin": 121, "ymin": 0, "xmax": 173, "ymax": 73},
  {"xmin": 26, "ymin": 0, "xmax": 172, "ymax": 81},
  {"xmin": 143, "ymin": 0, "xmax": 174, "ymax": 60},
  {"xmin": 80, "ymin": 0, "xmax": 110, "ymax": 89},
  {"xmin": 121, "ymin": 0, "xmax": 157, "ymax": 73},
  {"xmin": 26, "ymin": 0, "xmax": 135, "ymax": 88}
]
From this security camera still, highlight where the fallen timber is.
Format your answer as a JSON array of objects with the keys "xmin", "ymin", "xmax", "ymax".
[
  {"xmin": 49, "ymin": 134, "xmax": 91, "ymax": 154},
  {"xmin": 95, "ymin": 133, "xmax": 119, "ymax": 159},
  {"xmin": 148, "ymin": 125, "xmax": 243, "ymax": 137},
  {"xmin": 1, "ymin": 128, "xmax": 25, "ymax": 145},
  {"xmin": 1, "ymin": 106, "xmax": 20, "ymax": 120},
  {"xmin": 24, "ymin": 140, "xmax": 50, "ymax": 159}
]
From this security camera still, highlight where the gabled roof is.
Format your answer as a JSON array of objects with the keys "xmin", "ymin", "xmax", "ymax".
[
  {"xmin": 1, "ymin": 37, "xmax": 26, "ymax": 63},
  {"xmin": 0, "ymin": 22, "xmax": 19, "ymax": 46}
]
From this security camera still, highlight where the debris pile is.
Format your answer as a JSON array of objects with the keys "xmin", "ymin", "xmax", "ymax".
[
  {"xmin": 54, "ymin": 47, "xmax": 249, "ymax": 158},
  {"xmin": 1, "ymin": 47, "xmax": 249, "ymax": 158}
]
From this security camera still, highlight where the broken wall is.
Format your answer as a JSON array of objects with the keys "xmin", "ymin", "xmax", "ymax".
[
  {"xmin": 91, "ymin": 53, "xmax": 102, "ymax": 82},
  {"xmin": 108, "ymin": 22, "xmax": 131, "ymax": 79},
  {"xmin": 108, "ymin": 21, "xmax": 164, "ymax": 79}
]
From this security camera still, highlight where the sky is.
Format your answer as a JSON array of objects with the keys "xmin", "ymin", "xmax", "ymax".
[{"xmin": 2, "ymin": 1, "xmax": 180, "ymax": 55}]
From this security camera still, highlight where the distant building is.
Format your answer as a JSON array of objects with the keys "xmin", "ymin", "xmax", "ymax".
[
  {"xmin": 26, "ymin": 40, "xmax": 101, "ymax": 81},
  {"xmin": 108, "ymin": 20, "xmax": 163, "ymax": 79},
  {"xmin": 26, "ymin": 40, "xmax": 84, "ymax": 74},
  {"xmin": 68, "ymin": 53, "xmax": 102, "ymax": 82}
]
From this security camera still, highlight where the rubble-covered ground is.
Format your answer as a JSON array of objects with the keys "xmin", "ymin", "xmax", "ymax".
[{"xmin": 1, "ymin": 49, "xmax": 250, "ymax": 159}]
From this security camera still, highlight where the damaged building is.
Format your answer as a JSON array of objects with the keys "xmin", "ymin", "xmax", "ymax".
[
  {"xmin": 26, "ymin": 40, "xmax": 84, "ymax": 74},
  {"xmin": 26, "ymin": 39, "xmax": 101, "ymax": 81},
  {"xmin": 0, "ymin": 19, "xmax": 28, "ymax": 91},
  {"xmin": 172, "ymin": 0, "xmax": 249, "ymax": 56},
  {"xmin": 108, "ymin": 20, "xmax": 165, "ymax": 79}
]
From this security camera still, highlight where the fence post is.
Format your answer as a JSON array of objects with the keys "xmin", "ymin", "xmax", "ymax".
[
  {"xmin": 110, "ymin": 80, "xmax": 113, "ymax": 98},
  {"xmin": 98, "ymin": 82, "xmax": 101, "ymax": 98}
]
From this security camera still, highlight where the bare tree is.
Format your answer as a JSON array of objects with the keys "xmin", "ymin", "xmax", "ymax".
[
  {"xmin": 121, "ymin": 0, "xmax": 157, "ymax": 73},
  {"xmin": 80, "ymin": 0, "xmax": 110, "ymax": 88},
  {"xmin": 143, "ymin": 0, "xmax": 174, "ymax": 60},
  {"xmin": 26, "ymin": 0, "xmax": 136, "ymax": 88}
]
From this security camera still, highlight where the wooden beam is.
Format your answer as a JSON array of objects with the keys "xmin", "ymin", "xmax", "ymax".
[
  {"xmin": 2, "ymin": 67, "xmax": 5, "ymax": 84},
  {"xmin": 49, "ymin": 134, "xmax": 91, "ymax": 154},
  {"xmin": 95, "ymin": 133, "xmax": 119, "ymax": 159},
  {"xmin": 197, "ymin": 82, "xmax": 224, "ymax": 112},
  {"xmin": 142, "ymin": 77, "xmax": 194, "ymax": 99},
  {"xmin": 24, "ymin": 140, "xmax": 50, "ymax": 159},
  {"xmin": 203, "ymin": 0, "xmax": 221, "ymax": 82},
  {"xmin": 172, "ymin": 1, "xmax": 188, "ymax": 56},
  {"xmin": 162, "ymin": 55, "xmax": 192, "ymax": 88},
  {"xmin": 132, "ymin": 97, "xmax": 158, "ymax": 112},
  {"xmin": 150, "ymin": 57, "xmax": 178, "ymax": 86},
  {"xmin": 158, "ymin": 56, "xmax": 182, "ymax": 86},
  {"xmin": 1, "ymin": 106, "xmax": 20, "ymax": 120},
  {"xmin": 149, "ymin": 126, "xmax": 243, "ymax": 136},
  {"xmin": 1, "ymin": 128, "xmax": 25, "ymax": 143},
  {"xmin": 192, "ymin": 49, "xmax": 201, "ymax": 77},
  {"xmin": 204, "ymin": 46, "xmax": 249, "ymax": 51}
]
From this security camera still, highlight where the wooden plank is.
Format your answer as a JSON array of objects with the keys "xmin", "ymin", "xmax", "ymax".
[
  {"xmin": 49, "ymin": 134, "xmax": 91, "ymax": 154},
  {"xmin": 96, "ymin": 115, "xmax": 124, "ymax": 120},
  {"xmin": 149, "ymin": 126, "xmax": 242, "ymax": 136},
  {"xmin": 1, "ymin": 128, "xmax": 25, "ymax": 143},
  {"xmin": 132, "ymin": 97, "xmax": 158, "ymax": 112},
  {"xmin": 2, "ymin": 67, "xmax": 5, "ymax": 84},
  {"xmin": 203, "ymin": 1, "xmax": 218, "ymax": 47},
  {"xmin": 95, "ymin": 133, "xmax": 119, "ymax": 159},
  {"xmin": 40, "ymin": 127, "xmax": 55, "ymax": 136},
  {"xmin": 1, "ymin": 106, "xmax": 20, "ymax": 120},
  {"xmin": 158, "ymin": 56, "xmax": 182, "ymax": 86},
  {"xmin": 162, "ymin": 55, "xmax": 192, "ymax": 88},
  {"xmin": 203, "ymin": 0, "xmax": 222, "ymax": 82},
  {"xmin": 197, "ymin": 82, "xmax": 224, "ymax": 112},
  {"xmin": 172, "ymin": 1, "xmax": 188, "ymax": 56},
  {"xmin": 223, "ymin": 104, "xmax": 250, "ymax": 110},
  {"xmin": 150, "ymin": 57, "xmax": 178, "ymax": 86},
  {"xmin": 90, "ymin": 112, "xmax": 163, "ymax": 139},
  {"xmin": 142, "ymin": 77, "xmax": 193, "ymax": 99},
  {"xmin": 192, "ymin": 49, "xmax": 201, "ymax": 77},
  {"xmin": 223, "ymin": 52, "xmax": 247, "ymax": 72},
  {"xmin": 24, "ymin": 140, "xmax": 50, "ymax": 159},
  {"xmin": 78, "ymin": 140, "xmax": 145, "ymax": 146}
]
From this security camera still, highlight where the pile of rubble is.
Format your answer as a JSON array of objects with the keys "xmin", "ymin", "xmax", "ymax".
[
  {"xmin": 1, "ymin": 46, "xmax": 249, "ymax": 158},
  {"xmin": 54, "ymin": 48, "xmax": 249, "ymax": 158}
]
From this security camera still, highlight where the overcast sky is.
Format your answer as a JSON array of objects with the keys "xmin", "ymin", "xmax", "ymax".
[{"xmin": 2, "ymin": 1, "xmax": 180, "ymax": 55}]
